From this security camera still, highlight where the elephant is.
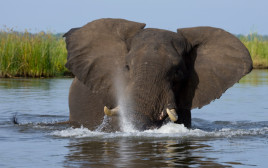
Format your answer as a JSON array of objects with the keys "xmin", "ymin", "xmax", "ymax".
[{"xmin": 63, "ymin": 18, "xmax": 252, "ymax": 131}]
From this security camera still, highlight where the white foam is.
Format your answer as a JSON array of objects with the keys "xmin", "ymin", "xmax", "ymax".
[
  {"xmin": 50, "ymin": 122, "xmax": 268, "ymax": 139},
  {"xmin": 50, "ymin": 126, "xmax": 106, "ymax": 138}
]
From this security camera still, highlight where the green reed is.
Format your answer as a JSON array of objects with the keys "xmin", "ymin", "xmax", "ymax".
[
  {"xmin": 239, "ymin": 33, "xmax": 268, "ymax": 69},
  {"xmin": 0, "ymin": 28, "xmax": 68, "ymax": 77}
]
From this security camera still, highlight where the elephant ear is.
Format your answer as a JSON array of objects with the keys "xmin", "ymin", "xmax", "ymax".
[
  {"xmin": 177, "ymin": 27, "xmax": 252, "ymax": 109},
  {"xmin": 64, "ymin": 18, "xmax": 145, "ymax": 91}
]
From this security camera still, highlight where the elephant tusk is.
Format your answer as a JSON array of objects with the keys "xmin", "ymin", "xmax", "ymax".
[
  {"xmin": 104, "ymin": 106, "xmax": 119, "ymax": 116},
  {"xmin": 166, "ymin": 108, "xmax": 178, "ymax": 122}
]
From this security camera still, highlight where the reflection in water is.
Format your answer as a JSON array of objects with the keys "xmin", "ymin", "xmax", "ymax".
[
  {"xmin": 0, "ymin": 78, "xmax": 71, "ymax": 122},
  {"xmin": 0, "ymin": 78, "xmax": 51, "ymax": 90},
  {"xmin": 239, "ymin": 69, "xmax": 268, "ymax": 85},
  {"xmin": 64, "ymin": 139, "xmax": 233, "ymax": 168}
]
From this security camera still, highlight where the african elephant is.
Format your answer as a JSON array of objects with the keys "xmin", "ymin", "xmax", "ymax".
[{"xmin": 64, "ymin": 18, "xmax": 252, "ymax": 131}]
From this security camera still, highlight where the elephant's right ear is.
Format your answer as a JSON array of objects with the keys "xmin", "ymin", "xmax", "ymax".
[
  {"xmin": 64, "ymin": 19, "xmax": 145, "ymax": 91},
  {"xmin": 177, "ymin": 27, "xmax": 252, "ymax": 109}
]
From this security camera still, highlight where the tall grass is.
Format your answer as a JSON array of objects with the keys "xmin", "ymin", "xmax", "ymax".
[
  {"xmin": 0, "ymin": 28, "xmax": 68, "ymax": 77},
  {"xmin": 239, "ymin": 33, "xmax": 268, "ymax": 68},
  {"xmin": 0, "ymin": 29, "xmax": 267, "ymax": 78}
]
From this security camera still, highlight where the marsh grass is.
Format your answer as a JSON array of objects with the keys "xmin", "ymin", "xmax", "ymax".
[
  {"xmin": 0, "ymin": 28, "xmax": 67, "ymax": 77},
  {"xmin": 0, "ymin": 29, "xmax": 267, "ymax": 78},
  {"xmin": 239, "ymin": 33, "xmax": 268, "ymax": 68}
]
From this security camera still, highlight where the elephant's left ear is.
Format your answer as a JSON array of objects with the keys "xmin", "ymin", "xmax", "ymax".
[
  {"xmin": 177, "ymin": 27, "xmax": 253, "ymax": 109},
  {"xmin": 64, "ymin": 19, "xmax": 145, "ymax": 91}
]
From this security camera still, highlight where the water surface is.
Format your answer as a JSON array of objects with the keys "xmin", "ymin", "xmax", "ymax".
[{"xmin": 0, "ymin": 70, "xmax": 267, "ymax": 168}]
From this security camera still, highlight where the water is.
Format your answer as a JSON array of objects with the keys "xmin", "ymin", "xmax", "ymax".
[
  {"xmin": 0, "ymin": 70, "xmax": 267, "ymax": 168},
  {"xmin": 114, "ymin": 70, "xmax": 135, "ymax": 132}
]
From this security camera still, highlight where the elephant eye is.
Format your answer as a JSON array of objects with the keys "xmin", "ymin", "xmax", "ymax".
[{"xmin": 125, "ymin": 65, "xmax": 130, "ymax": 71}]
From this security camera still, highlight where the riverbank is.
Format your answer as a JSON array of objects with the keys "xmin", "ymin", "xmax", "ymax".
[
  {"xmin": 0, "ymin": 29, "xmax": 68, "ymax": 78},
  {"xmin": 239, "ymin": 33, "xmax": 268, "ymax": 69},
  {"xmin": 0, "ymin": 30, "xmax": 267, "ymax": 78}
]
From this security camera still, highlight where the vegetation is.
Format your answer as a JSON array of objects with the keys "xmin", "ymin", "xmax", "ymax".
[
  {"xmin": 0, "ymin": 29, "xmax": 267, "ymax": 78},
  {"xmin": 239, "ymin": 33, "xmax": 268, "ymax": 69},
  {"xmin": 0, "ymin": 28, "xmax": 68, "ymax": 77}
]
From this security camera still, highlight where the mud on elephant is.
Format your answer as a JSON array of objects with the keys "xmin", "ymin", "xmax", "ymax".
[{"xmin": 64, "ymin": 18, "xmax": 252, "ymax": 131}]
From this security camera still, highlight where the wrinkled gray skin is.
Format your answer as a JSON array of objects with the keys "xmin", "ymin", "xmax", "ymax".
[{"xmin": 64, "ymin": 18, "xmax": 252, "ymax": 131}]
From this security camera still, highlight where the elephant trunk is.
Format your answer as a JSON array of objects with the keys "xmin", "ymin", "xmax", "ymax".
[{"xmin": 127, "ymin": 70, "xmax": 178, "ymax": 129}]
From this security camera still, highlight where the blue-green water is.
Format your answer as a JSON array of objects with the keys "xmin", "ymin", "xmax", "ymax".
[{"xmin": 0, "ymin": 70, "xmax": 267, "ymax": 168}]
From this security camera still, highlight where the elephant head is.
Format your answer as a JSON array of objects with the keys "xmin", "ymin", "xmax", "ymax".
[{"xmin": 64, "ymin": 18, "xmax": 252, "ymax": 131}]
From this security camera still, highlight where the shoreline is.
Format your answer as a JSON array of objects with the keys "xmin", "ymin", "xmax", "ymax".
[{"xmin": 0, "ymin": 68, "xmax": 267, "ymax": 79}]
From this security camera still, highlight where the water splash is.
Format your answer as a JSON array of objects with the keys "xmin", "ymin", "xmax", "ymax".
[
  {"xmin": 95, "ymin": 115, "xmax": 110, "ymax": 132},
  {"xmin": 114, "ymin": 70, "xmax": 136, "ymax": 132},
  {"xmin": 50, "ymin": 122, "xmax": 268, "ymax": 139}
]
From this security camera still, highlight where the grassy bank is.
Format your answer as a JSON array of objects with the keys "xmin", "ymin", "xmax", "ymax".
[
  {"xmin": 0, "ymin": 29, "xmax": 267, "ymax": 78},
  {"xmin": 0, "ymin": 29, "xmax": 67, "ymax": 77},
  {"xmin": 239, "ymin": 33, "xmax": 268, "ymax": 69}
]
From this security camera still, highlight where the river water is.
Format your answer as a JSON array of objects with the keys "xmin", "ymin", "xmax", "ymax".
[{"xmin": 0, "ymin": 70, "xmax": 267, "ymax": 168}]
